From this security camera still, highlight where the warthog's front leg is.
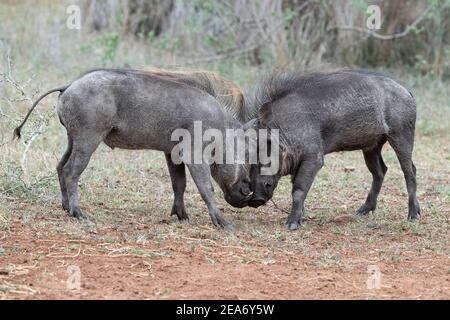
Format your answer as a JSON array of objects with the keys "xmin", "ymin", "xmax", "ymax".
[
  {"xmin": 286, "ymin": 154, "xmax": 324, "ymax": 230},
  {"xmin": 165, "ymin": 154, "xmax": 188, "ymax": 220},
  {"xmin": 186, "ymin": 163, "xmax": 232, "ymax": 229}
]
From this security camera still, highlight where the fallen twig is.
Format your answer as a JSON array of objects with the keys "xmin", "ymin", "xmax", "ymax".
[
  {"xmin": 47, "ymin": 246, "xmax": 81, "ymax": 258},
  {"xmin": 0, "ymin": 282, "xmax": 38, "ymax": 295}
]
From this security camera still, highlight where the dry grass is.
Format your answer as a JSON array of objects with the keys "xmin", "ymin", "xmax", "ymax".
[{"xmin": 1, "ymin": 124, "xmax": 448, "ymax": 261}]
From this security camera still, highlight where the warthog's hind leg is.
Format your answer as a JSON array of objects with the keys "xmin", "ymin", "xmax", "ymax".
[
  {"xmin": 388, "ymin": 133, "xmax": 420, "ymax": 220},
  {"xmin": 57, "ymin": 134, "xmax": 73, "ymax": 212},
  {"xmin": 62, "ymin": 130, "xmax": 103, "ymax": 220},
  {"xmin": 186, "ymin": 163, "xmax": 232, "ymax": 230},
  {"xmin": 165, "ymin": 154, "xmax": 188, "ymax": 221},
  {"xmin": 357, "ymin": 139, "xmax": 388, "ymax": 216},
  {"xmin": 286, "ymin": 154, "xmax": 324, "ymax": 230}
]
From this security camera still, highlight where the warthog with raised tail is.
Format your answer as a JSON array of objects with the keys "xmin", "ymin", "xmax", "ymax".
[
  {"xmin": 247, "ymin": 70, "xmax": 420, "ymax": 230},
  {"xmin": 14, "ymin": 68, "xmax": 253, "ymax": 229}
]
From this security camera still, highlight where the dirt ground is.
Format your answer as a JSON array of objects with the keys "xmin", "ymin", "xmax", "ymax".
[
  {"xmin": 1, "ymin": 136, "xmax": 449, "ymax": 299},
  {"xmin": 0, "ymin": 208, "xmax": 449, "ymax": 300}
]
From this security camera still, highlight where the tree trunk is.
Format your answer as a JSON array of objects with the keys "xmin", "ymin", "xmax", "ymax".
[{"xmin": 83, "ymin": 0, "xmax": 174, "ymax": 37}]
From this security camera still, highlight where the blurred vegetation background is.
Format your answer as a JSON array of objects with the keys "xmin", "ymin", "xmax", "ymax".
[
  {"xmin": 78, "ymin": 0, "xmax": 449, "ymax": 77},
  {"xmin": 1, "ymin": 0, "xmax": 449, "ymax": 80}
]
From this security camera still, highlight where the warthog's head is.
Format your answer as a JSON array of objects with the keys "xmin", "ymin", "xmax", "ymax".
[
  {"xmin": 212, "ymin": 163, "xmax": 253, "ymax": 208},
  {"xmin": 248, "ymin": 163, "xmax": 281, "ymax": 208},
  {"xmin": 210, "ymin": 119, "xmax": 260, "ymax": 208},
  {"xmin": 247, "ymin": 129, "xmax": 283, "ymax": 208}
]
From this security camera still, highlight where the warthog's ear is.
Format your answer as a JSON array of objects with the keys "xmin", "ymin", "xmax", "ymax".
[{"xmin": 242, "ymin": 118, "xmax": 258, "ymax": 130}]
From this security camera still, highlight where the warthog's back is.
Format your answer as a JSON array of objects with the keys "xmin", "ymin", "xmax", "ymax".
[
  {"xmin": 256, "ymin": 70, "xmax": 416, "ymax": 155},
  {"xmin": 57, "ymin": 69, "xmax": 231, "ymax": 152}
]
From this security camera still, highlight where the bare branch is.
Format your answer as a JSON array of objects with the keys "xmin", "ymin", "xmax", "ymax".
[
  {"xmin": 212, "ymin": 1, "xmax": 239, "ymax": 42},
  {"xmin": 327, "ymin": 6, "xmax": 431, "ymax": 40}
]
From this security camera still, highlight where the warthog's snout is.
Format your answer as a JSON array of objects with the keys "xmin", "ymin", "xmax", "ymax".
[
  {"xmin": 248, "ymin": 197, "xmax": 267, "ymax": 208},
  {"xmin": 248, "ymin": 164, "xmax": 279, "ymax": 208},
  {"xmin": 224, "ymin": 181, "xmax": 253, "ymax": 208}
]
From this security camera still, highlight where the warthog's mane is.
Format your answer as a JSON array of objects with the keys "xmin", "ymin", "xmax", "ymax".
[{"xmin": 83, "ymin": 68, "xmax": 247, "ymax": 122}]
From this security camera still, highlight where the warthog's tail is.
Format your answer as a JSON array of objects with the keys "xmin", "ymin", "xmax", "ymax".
[{"xmin": 13, "ymin": 86, "xmax": 69, "ymax": 139}]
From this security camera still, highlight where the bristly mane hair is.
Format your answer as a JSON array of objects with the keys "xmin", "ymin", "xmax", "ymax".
[
  {"xmin": 84, "ymin": 67, "xmax": 247, "ymax": 122},
  {"xmin": 145, "ymin": 67, "xmax": 247, "ymax": 121},
  {"xmin": 247, "ymin": 70, "xmax": 320, "ymax": 121}
]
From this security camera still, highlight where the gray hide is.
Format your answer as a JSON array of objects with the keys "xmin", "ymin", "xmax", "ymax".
[
  {"xmin": 247, "ymin": 70, "xmax": 420, "ymax": 230},
  {"xmin": 14, "ymin": 69, "xmax": 254, "ymax": 229}
]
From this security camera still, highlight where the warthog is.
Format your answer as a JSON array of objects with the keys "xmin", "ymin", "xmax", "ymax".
[
  {"xmin": 14, "ymin": 68, "xmax": 253, "ymax": 228},
  {"xmin": 247, "ymin": 70, "xmax": 420, "ymax": 230}
]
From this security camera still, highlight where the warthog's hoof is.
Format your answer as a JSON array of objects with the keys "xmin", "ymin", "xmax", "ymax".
[
  {"xmin": 70, "ymin": 208, "xmax": 87, "ymax": 220},
  {"xmin": 285, "ymin": 222, "xmax": 300, "ymax": 231},
  {"xmin": 407, "ymin": 205, "xmax": 421, "ymax": 221},
  {"xmin": 222, "ymin": 223, "xmax": 235, "ymax": 232},
  {"xmin": 212, "ymin": 215, "xmax": 234, "ymax": 231},
  {"xmin": 171, "ymin": 204, "xmax": 189, "ymax": 221},
  {"xmin": 62, "ymin": 202, "xmax": 70, "ymax": 212},
  {"xmin": 285, "ymin": 214, "xmax": 302, "ymax": 230},
  {"xmin": 356, "ymin": 203, "xmax": 376, "ymax": 216}
]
